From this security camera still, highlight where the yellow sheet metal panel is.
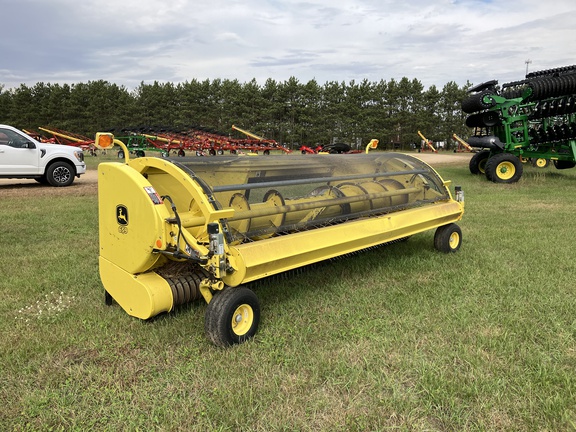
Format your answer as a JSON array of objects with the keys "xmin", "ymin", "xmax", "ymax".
[
  {"xmin": 98, "ymin": 162, "xmax": 169, "ymax": 274},
  {"xmin": 100, "ymin": 257, "xmax": 173, "ymax": 319},
  {"xmin": 224, "ymin": 201, "xmax": 463, "ymax": 286},
  {"xmin": 128, "ymin": 157, "xmax": 235, "ymax": 240}
]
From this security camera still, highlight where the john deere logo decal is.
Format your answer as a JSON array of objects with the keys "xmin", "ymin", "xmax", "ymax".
[{"xmin": 116, "ymin": 205, "xmax": 129, "ymax": 226}]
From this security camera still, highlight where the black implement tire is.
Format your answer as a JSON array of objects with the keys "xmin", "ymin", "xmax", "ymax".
[
  {"xmin": 434, "ymin": 223, "xmax": 462, "ymax": 253},
  {"xmin": 205, "ymin": 287, "xmax": 260, "ymax": 347},
  {"xmin": 469, "ymin": 150, "xmax": 490, "ymax": 175},
  {"xmin": 553, "ymin": 160, "xmax": 576, "ymax": 170},
  {"xmin": 46, "ymin": 161, "xmax": 75, "ymax": 187},
  {"xmin": 485, "ymin": 153, "xmax": 523, "ymax": 183},
  {"xmin": 117, "ymin": 150, "xmax": 124, "ymax": 159}
]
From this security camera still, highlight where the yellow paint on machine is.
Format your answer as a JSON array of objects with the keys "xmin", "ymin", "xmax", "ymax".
[
  {"xmin": 224, "ymin": 201, "xmax": 463, "ymax": 286},
  {"xmin": 93, "ymin": 132, "xmax": 465, "ymax": 339}
]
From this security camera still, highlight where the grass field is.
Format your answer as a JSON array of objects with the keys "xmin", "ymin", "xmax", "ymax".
[{"xmin": 1, "ymin": 154, "xmax": 576, "ymax": 431}]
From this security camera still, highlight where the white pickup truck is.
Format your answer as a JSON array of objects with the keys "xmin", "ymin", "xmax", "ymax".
[{"xmin": 0, "ymin": 125, "xmax": 86, "ymax": 186}]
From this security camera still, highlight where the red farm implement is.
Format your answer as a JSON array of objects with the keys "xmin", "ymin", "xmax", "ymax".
[
  {"xmin": 118, "ymin": 125, "xmax": 291, "ymax": 157},
  {"xmin": 38, "ymin": 127, "xmax": 96, "ymax": 154}
]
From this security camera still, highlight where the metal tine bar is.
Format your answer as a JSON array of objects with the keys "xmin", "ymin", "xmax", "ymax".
[{"xmin": 212, "ymin": 169, "xmax": 428, "ymax": 193}]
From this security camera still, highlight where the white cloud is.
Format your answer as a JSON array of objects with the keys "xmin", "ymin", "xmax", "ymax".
[{"xmin": 1, "ymin": 0, "xmax": 575, "ymax": 90}]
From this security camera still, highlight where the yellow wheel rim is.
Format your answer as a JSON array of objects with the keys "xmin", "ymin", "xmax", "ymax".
[
  {"xmin": 449, "ymin": 232, "xmax": 460, "ymax": 249},
  {"xmin": 496, "ymin": 161, "xmax": 515, "ymax": 180},
  {"xmin": 478, "ymin": 159, "xmax": 487, "ymax": 174},
  {"xmin": 231, "ymin": 304, "xmax": 254, "ymax": 336},
  {"xmin": 535, "ymin": 158, "xmax": 547, "ymax": 168}
]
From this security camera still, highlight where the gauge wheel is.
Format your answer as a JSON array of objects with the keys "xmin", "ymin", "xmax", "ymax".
[
  {"xmin": 205, "ymin": 287, "xmax": 260, "ymax": 347},
  {"xmin": 434, "ymin": 223, "xmax": 462, "ymax": 253},
  {"xmin": 135, "ymin": 150, "xmax": 145, "ymax": 158},
  {"xmin": 532, "ymin": 158, "xmax": 549, "ymax": 168},
  {"xmin": 485, "ymin": 153, "xmax": 523, "ymax": 183},
  {"xmin": 117, "ymin": 150, "xmax": 125, "ymax": 159},
  {"xmin": 469, "ymin": 150, "xmax": 490, "ymax": 175}
]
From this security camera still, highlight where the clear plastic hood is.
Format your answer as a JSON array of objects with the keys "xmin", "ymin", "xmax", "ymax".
[{"xmin": 172, "ymin": 153, "xmax": 450, "ymax": 243}]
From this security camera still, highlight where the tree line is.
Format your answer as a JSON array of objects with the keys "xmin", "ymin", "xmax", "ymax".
[{"xmin": 0, "ymin": 77, "xmax": 471, "ymax": 149}]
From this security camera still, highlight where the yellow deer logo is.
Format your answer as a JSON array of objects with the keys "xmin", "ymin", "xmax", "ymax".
[{"xmin": 116, "ymin": 205, "xmax": 129, "ymax": 226}]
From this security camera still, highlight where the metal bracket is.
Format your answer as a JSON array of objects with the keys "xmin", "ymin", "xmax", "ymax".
[{"xmin": 199, "ymin": 278, "xmax": 225, "ymax": 304}]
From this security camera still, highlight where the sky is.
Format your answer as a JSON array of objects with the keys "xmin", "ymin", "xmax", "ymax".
[{"xmin": 1, "ymin": 0, "xmax": 575, "ymax": 91}]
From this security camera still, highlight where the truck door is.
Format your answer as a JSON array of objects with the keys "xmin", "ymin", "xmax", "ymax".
[{"xmin": 0, "ymin": 128, "xmax": 41, "ymax": 175}]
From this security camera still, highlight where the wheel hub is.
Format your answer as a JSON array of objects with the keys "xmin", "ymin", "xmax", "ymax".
[
  {"xmin": 231, "ymin": 304, "xmax": 254, "ymax": 336},
  {"xmin": 497, "ymin": 162, "xmax": 515, "ymax": 180},
  {"xmin": 449, "ymin": 232, "xmax": 460, "ymax": 249},
  {"xmin": 53, "ymin": 167, "xmax": 71, "ymax": 183}
]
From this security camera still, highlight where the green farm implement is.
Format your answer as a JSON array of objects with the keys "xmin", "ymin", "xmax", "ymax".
[{"xmin": 462, "ymin": 64, "xmax": 576, "ymax": 183}]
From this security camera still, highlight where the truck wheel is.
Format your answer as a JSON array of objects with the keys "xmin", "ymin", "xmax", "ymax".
[
  {"xmin": 205, "ymin": 287, "xmax": 260, "ymax": 347},
  {"xmin": 434, "ymin": 223, "xmax": 462, "ymax": 253},
  {"xmin": 469, "ymin": 150, "xmax": 489, "ymax": 175},
  {"xmin": 46, "ymin": 161, "xmax": 75, "ymax": 187},
  {"xmin": 485, "ymin": 153, "xmax": 523, "ymax": 183}
]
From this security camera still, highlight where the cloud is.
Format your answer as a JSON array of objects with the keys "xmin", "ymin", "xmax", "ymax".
[{"xmin": 0, "ymin": 0, "xmax": 575, "ymax": 90}]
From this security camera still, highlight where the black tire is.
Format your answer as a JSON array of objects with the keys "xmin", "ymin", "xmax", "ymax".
[
  {"xmin": 485, "ymin": 153, "xmax": 523, "ymax": 183},
  {"xmin": 105, "ymin": 290, "xmax": 113, "ymax": 306},
  {"xmin": 263, "ymin": 149, "xmax": 270, "ymax": 155},
  {"xmin": 46, "ymin": 161, "xmax": 75, "ymax": 187},
  {"xmin": 469, "ymin": 150, "xmax": 490, "ymax": 175},
  {"xmin": 205, "ymin": 287, "xmax": 260, "ymax": 347},
  {"xmin": 217, "ymin": 149, "xmax": 224, "ymax": 155},
  {"xmin": 117, "ymin": 150, "xmax": 125, "ymax": 159},
  {"xmin": 135, "ymin": 150, "xmax": 145, "ymax": 158},
  {"xmin": 553, "ymin": 160, "xmax": 576, "ymax": 170},
  {"xmin": 434, "ymin": 223, "xmax": 462, "ymax": 253},
  {"xmin": 177, "ymin": 149, "xmax": 185, "ymax": 157}
]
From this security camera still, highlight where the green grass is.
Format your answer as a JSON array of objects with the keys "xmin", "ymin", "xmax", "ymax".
[{"xmin": 1, "ymin": 159, "xmax": 576, "ymax": 431}]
